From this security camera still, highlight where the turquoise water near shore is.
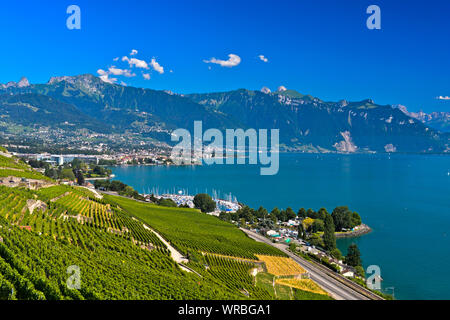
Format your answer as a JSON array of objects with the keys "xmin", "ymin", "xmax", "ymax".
[{"xmin": 110, "ymin": 153, "xmax": 450, "ymax": 300}]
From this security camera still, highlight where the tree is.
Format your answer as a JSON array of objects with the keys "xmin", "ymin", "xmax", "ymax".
[
  {"xmin": 323, "ymin": 214, "xmax": 336, "ymax": 251},
  {"xmin": 45, "ymin": 168, "xmax": 58, "ymax": 180},
  {"xmin": 279, "ymin": 210, "xmax": 288, "ymax": 222},
  {"xmin": 60, "ymin": 168, "xmax": 76, "ymax": 181},
  {"xmin": 269, "ymin": 214, "xmax": 277, "ymax": 224},
  {"xmin": 157, "ymin": 198, "xmax": 177, "ymax": 207},
  {"xmin": 92, "ymin": 165, "xmax": 107, "ymax": 175},
  {"xmin": 270, "ymin": 207, "xmax": 280, "ymax": 221},
  {"xmin": 219, "ymin": 211, "xmax": 231, "ymax": 222},
  {"xmin": 110, "ymin": 180, "xmax": 127, "ymax": 191},
  {"xmin": 354, "ymin": 265, "xmax": 365, "ymax": 277},
  {"xmin": 309, "ymin": 234, "xmax": 324, "ymax": 248},
  {"xmin": 73, "ymin": 170, "xmax": 84, "ymax": 185},
  {"xmin": 237, "ymin": 206, "xmax": 254, "ymax": 222},
  {"xmin": 330, "ymin": 248, "xmax": 343, "ymax": 260},
  {"xmin": 302, "ymin": 217, "xmax": 315, "ymax": 232},
  {"xmin": 317, "ymin": 208, "xmax": 328, "ymax": 220},
  {"xmin": 193, "ymin": 193, "xmax": 216, "ymax": 213},
  {"xmin": 311, "ymin": 219, "xmax": 324, "ymax": 233},
  {"xmin": 71, "ymin": 158, "xmax": 86, "ymax": 170},
  {"xmin": 351, "ymin": 211, "xmax": 362, "ymax": 227},
  {"xmin": 297, "ymin": 223, "xmax": 305, "ymax": 240},
  {"xmin": 297, "ymin": 208, "xmax": 307, "ymax": 219},
  {"xmin": 345, "ymin": 243, "xmax": 362, "ymax": 267},
  {"xmin": 331, "ymin": 206, "xmax": 353, "ymax": 231},
  {"xmin": 256, "ymin": 206, "xmax": 268, "ymax": 220},
  {"xmin": 285, "ymin": 207, "xmax": 296, "ymax": 220},
  {"xmin": 306, "ymin": 208, "xmax": 316, "ymax": 219},
  {"xmin": 76, "ymin": 172, "xmax": 85, "ymax": 186}
]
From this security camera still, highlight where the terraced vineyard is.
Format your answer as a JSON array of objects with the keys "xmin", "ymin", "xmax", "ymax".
[
  {"xmin": 255, "ymin": 272, "xmax": 333, "ymax": 300},
  {"xmin": 106, "ymin": 195, "xmax": 286, "ymax": 259},
  {"xmin": 276, "ymin": 278, "xmax": 328, "ymax": 296},
  {"xmin": 256, "ymin": 255, "xmax": 306, "ymax": 276},
  {"xmin": 0, "ymin": 155, "xmax": 51, "ymax": 181},
  {"xmin": 0, "ymin": 150, "xmax": 331, "ymax": 300}
]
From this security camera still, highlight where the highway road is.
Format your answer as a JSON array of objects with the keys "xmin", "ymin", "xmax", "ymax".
[{"xmin": 241, "ymin": 228, "xmax": 382, "ymax": 300}]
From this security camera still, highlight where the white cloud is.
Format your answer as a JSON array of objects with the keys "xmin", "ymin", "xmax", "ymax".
[
  {"xmin": 150, "ymin": 58, "xmax": 164, "ymax": 74},
  {"xmin": 98, "ymin": 73, "xmax": 117, "ymax": 84},
  {"xmin": 258, "ymin": 55, "xmax": 268, "ymax": 63},
  {"xmin": 97, "ymin": 67, "xmax": 133, "ymax": 84},
  {"xmin": 277, "ymin": 86, "xmax": 287, "ymax": 92},
  {"xmin": 97, "ymin": 69, "xmax": 108, "ymax": 76},
  {"xmin": 203, "ymin": 54, "xmax": 241, "ymax": 68},
  {"xmin": 97, "ymin": 69, "xmax": 117, "ymax": 84},
  {"xmin": 436, "ymin": 95, "xmax": 450, "ymax": 100},
  {"xmin": 122, "ymin": 56, "xmax": 149, "ymax": 69},
  {"xmin": 99, "ymin": 52, "xmax": 166, "ymax": 83},
  {"xmin": 108, "ymin": 66, "xmax": 135, "ymax": 77}
]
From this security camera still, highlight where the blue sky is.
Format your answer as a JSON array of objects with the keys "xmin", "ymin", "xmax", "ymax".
[{"xmin": 0, "ymin": 0, "xmax": 449, "ymax": 112}]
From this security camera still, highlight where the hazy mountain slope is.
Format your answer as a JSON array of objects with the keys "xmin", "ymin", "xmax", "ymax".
[
  {"xmin": 0, "ymin": 75, "xmax": 448, "ymax": 153},
  {"xmin": 188, "ymin": 90, "xmax": 448, "ymax": 153},
  {"xmin": 394, "ymin": 105, "xmax": 450, "ymax": 133},
  {"xmin": 0, "ymin": 93, "xmax": 110, "ymax": 133},
  {"xmin": 2, "ymin": 75, "xmax": 236, "ymax": 134}
]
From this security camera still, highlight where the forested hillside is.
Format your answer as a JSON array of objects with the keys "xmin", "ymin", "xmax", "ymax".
[{"xmin": 1, "ymin": 74, "xmax": 448, "ymax": 153}]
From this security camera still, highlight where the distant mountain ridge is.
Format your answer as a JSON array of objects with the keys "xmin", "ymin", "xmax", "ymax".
[
  {"xmin": 0, "ymin": 74, "xmax": 448, "ymax": 153},
  {"xmin": 393, "ymin": 104, "xmax": 450, "ymax": 133},
  {"xmin": 187, "ymin": 89, "xmax": 448, "ymax": 153}
]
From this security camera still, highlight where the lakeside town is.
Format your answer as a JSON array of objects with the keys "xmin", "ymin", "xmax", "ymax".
[{"xmin": 9, "ymin": 150, "xmax": 175, "ymax": 167}]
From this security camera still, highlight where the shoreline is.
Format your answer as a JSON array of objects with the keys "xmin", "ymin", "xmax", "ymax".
[{"xmin": 335, "ymin": 224, "xmax": 372, "ymax": 238}]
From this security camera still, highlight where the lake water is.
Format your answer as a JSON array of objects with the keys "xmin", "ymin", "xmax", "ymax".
[{"xmin": 110, "ymin": 153, "xmax": 450, "ymax": 300}]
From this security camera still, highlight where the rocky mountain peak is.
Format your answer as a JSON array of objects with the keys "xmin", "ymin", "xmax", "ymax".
[
  {"xmin": 261, "ymin": 87, "xmax": 271, "ymax": 94},
  {"xmin": 17, "ymin": 77, "xmax": 30, "ymax": 88},
  {"xmin": 0, "ymin": 77, "xmax": 30, "ymax": 89}
]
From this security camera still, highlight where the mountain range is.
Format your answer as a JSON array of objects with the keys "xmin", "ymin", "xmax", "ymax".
[
  {"xmin": 393, "ymin": 104, "xmax": 450, "ymax": 133},
  {"xmin": 0, "ymin": 74, "xmax": 448, "ymax": 153}
]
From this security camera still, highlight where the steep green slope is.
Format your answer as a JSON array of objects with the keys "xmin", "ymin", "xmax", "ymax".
[
  {"xmin": 0, "ymin": 151, "xmax": 332, "ymax": 300},
  {"xmin": 0, "ymin": 93, "xmax": 110, "ymax": 133},
  {"xmin": 0, "ymin": 184, "xmax": 247, "ymax": 300},
  {"xmin": 0, "ymin": 153, "xmax": 243, "ymax": 299},
  {"xmin": 105, "ymin": 195, "xmax": 285, "ymax": 259},
  {"xmin": 4, "ymin": 75, "xmax": 235, "ymax": 135}
]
